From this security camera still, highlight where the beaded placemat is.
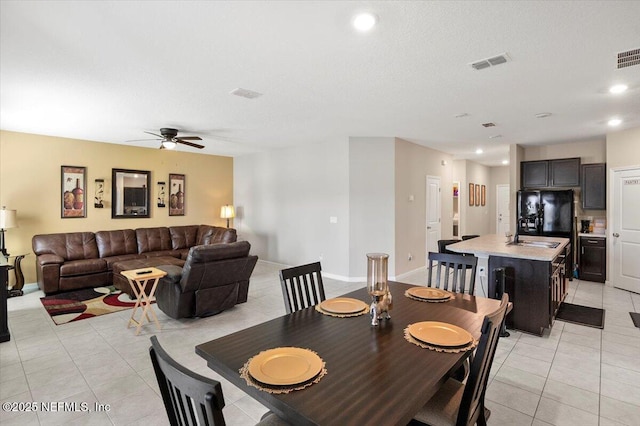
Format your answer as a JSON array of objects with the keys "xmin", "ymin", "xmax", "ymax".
[
  {"xmin": 239, "ymin": 348, "xmax": 327, "ymax": 394},
  {"xmin": 403, "ymin": 326, "xmax": 478, "ymax": 353},
  {"xmin": 404, "ymin": 290, "xmax": 453, "ymax": 303},
  {"xmin": 315, "ymin": 304, "xmax": 370, "ymax": 318}
]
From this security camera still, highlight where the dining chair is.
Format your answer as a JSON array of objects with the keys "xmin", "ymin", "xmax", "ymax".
[
  {"xmin": 279, "ymin": 261, "xmax": 326, "ymax": 314},
  {"xmin": 438, "ymin": 239, "xmax": 462, "ymax": 254},
  {"xmin": 427, "ymin": 252, "xmax": 478, "ymax": 294},
  {"xmin": 149, "ymin": 336, "xmax": 288, "ymax": 426},
  {"xmin": 412, "ymin": 293, "xmax": 510, "ymax": 426},
  {"xmin": 461, "ymin": 234, "xmax": 480, "ymax": 240}
]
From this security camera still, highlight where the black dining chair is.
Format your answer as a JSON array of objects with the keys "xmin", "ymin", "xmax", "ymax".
[
  {"xmin": 149, "ymin": 336, "xmax": 288, "ymax": 426},
  {"xmin": 412, "ymin": 293, "xmax": 510, "ymax": 426},
  {"xmin": 279, "ymin": 262, "xmax": 326, "ymax": 314},
  {"xmin": 438, "ymin": 239, "xmax": 462, "ymax": 254},
  {"xmin": 427, "ymin": 252, "xmax": 478, "ymax": 294},
  {"xmin": 462, "ymin": 234, "xmax": 480, "ymax": 241}
]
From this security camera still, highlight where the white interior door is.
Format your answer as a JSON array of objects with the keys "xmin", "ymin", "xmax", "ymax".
[
  {"xmin": 612, "ymin": 167, "xmax": 640, "ymax": 293},
  {"xmin": 426, "ymin": 176, "xmax": 441, "ymax": 256},
  {"xmin": 496, "ymin": 184, "xmax": 510, "ymax": 236}
]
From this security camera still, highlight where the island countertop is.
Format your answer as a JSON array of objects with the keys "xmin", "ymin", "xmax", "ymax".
[{"xmin": 447, "ymin": 234, "xmax": 570, "ymax": 261}]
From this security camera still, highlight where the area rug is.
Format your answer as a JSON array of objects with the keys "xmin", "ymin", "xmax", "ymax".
[
  {"xmin": 556, "ymin": 302, "xmax": 605, "ymax": 329},
  {"xmin": 40, "ymin": 286, "xmax": 143, "ymax": 325}
]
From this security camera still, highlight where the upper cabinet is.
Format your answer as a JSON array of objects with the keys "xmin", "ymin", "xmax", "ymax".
[
  {"xmin": 581, "ymin": 163, "xmax": 606, "ymax": 210},
  {"xmin": 521, "ymin": 157, "xmax": 581, "ymax": 189}
]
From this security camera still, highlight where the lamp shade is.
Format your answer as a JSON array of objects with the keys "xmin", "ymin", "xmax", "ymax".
[
  {"xmin": 0, "ymin": 207, "xmax": 17, "ymax": 229},
  {"xmin": 220, "ymin": 205, "xmax": 235, "ymax": 219}
]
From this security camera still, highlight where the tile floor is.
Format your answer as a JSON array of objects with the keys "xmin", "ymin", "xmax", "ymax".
[{"xmin": 1, "ymin": 261, "xmax": 639, "ymax": 425}]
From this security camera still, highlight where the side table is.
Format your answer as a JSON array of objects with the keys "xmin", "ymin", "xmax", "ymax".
[
  {"xmin": 121, "ymin": 267, "xmax": 167, "ymax": 335},
  {"xmin": 6, "ymin": 253, "xmax": 28, "ymax": 297}
]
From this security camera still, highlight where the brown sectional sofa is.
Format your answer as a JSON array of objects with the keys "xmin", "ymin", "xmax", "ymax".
[{"xmin": 32, "ymin": 225, "xmax": 237, "ymax": 295}]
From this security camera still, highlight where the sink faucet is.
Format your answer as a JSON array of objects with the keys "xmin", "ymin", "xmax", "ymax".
[{"xmin": 513, "ymin": 229, "xmax": 520, "ymax": 244}]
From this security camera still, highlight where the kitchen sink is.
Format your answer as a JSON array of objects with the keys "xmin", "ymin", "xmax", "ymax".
[{"xmin": 507, "ymin": 240, "xmax": 561, "ymax": 249}]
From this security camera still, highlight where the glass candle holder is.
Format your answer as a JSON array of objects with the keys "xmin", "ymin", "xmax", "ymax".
[{"xmin": 367, "ymin": 253, "xmax": 391, "ymax": 326}]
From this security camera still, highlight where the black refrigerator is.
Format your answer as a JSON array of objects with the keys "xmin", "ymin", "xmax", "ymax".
[{"xmin": 517, "ymin": 189, "xmax": 575, "ymax": 276}]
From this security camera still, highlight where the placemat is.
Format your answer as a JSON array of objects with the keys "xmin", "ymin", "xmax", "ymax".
[
  {"xmin": 239, "ymin": 348, "xmax": 327, "ymax": 394},
  {"xmin": 315, "ymin": 304, "xmax": 370, "ymax": 317},
  {"xmin": 404, "ymin": 290, "xmax": 453, "ymax": 303},
  {"xmin": 403, "ymin": 326, "xmax": 478, "ymax": 353}
]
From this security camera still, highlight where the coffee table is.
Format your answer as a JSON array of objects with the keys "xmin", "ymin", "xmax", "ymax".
[{"xmin": 121, "ymin": 267, "xmax": 167, "ymax": 335}]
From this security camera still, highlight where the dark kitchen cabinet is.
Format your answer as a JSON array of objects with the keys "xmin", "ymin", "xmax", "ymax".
[
  {"xmin": 521, "ymin": 161, "xmax": 549, "ymax": 188},
  {"xmin": 579, "ymin": 236, "xmax": 606, "ymax": 283},
  {"xmin": 581, "ymin": 163, "xmax": 606, "ymax": 210},
  {"xmin": 521, "ymin": 157, "xmax": 581, "ymax": 189}
]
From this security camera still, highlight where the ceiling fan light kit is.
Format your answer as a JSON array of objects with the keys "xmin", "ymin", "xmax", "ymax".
[{"xmin": 134, "ymin": 127, "xmax": 205, "ymax": 150}]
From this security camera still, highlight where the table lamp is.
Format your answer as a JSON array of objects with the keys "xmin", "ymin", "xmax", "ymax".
[
  {"xmin": 0, "ymin": 207, "xmax": 18, "ymax": 258},
  {"xmin": 220, "ymin": 205, "xmax": 235, "ymax": 228}
]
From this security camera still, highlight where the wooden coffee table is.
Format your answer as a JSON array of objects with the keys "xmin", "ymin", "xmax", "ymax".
[{"xmin": 121, "ymin": 267, "xmax": 167, "ymax": 335}]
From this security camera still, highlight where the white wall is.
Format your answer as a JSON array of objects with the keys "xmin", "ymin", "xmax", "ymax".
[
  {"xmin": 234, "ymin": 138, "xmax": 351, "ymax": 277},
  {"xmin": 349, "ymin": 137, "xmax": 396, "ymax": 278}
]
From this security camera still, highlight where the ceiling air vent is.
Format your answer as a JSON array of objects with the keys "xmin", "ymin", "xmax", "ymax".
[
  {"xmin": 617, "ymin": 48, "xmax": 640, "ymax": 69},
  {"xmin": 470, "ymin": 53, "xmax": 510, "ymax": 70},
  {"xmin": 230, "ymin": 88, "xmax": 263, "ymax": 99}
]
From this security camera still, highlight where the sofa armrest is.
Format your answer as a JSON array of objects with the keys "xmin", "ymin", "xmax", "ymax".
[
  {"xmin": 156, "ymin": 264, "xmax": 183, "ymax": 285},
  {"xmin": 37, "ymin": 254, "xmax": 65, "ymax": 266}
]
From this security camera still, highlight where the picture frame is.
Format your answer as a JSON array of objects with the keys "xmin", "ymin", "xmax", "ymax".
[
  {"xmin": 469, "ymin": 183, "xmax": 474, "ymax": 206},
  {"xmin": 475, "ymin": 184, "xmax": 480, "ymax": 206},
  {"xmin": 169, "ymin": 174, "xmax": 185, "ymax": 216},
  {"xmin": 157, "ymin": 181, "xmax": 166, "ymax": 208},
  {"xmin": 61, "ymin": 165, "xmax": 87, "ymax": 218},
  {"xmin": 481, "ymin": 185, "xmax": 486, "ymax": 206}
]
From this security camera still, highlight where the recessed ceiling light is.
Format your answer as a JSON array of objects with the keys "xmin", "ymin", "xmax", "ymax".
[
  {"xmin": 535, "ymin": 112, "xmax": 552, "ymax": 119},
  {"xmin": 475, "ymin": 148, "xmax": 483, "ymax": 155},
  {"xmin": 489, "ymin": 134, "xmax": 502, "ymax": 139},
  {"xmin": 609, "ymin": 84, "xmax": 628, "ymax": 94},
  {"xmin": 502, "ymin": 160, "xmax": 509, "ymax": 165},
  {"xmin": 608, "ymin": 118, "xmax": 622, "ymax": 127},
  {"xmin": 352, "ymin": 12, "xmax": 377, "ymax": 31},
  {"xmin": 454, "ymin": 113, "xmax": 469, "ymax": 118}
]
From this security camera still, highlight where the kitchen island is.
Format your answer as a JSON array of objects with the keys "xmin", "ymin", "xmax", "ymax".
[{"xmin": 448, "ymin": 234, "xmax": 570, "ymax": 336}]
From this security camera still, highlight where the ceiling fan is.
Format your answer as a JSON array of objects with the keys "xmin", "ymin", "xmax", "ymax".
[{"xmin": 129, "ymin": 128, "xmax": 204, "ymax": 149}]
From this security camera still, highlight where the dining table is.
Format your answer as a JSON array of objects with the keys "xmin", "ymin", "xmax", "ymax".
[{"xmin": 195, "ymin": 281, "xmax": 502, "ymax": 426}]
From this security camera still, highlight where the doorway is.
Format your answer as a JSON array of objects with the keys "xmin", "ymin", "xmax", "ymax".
[
  {"xmin": 612, "ymin": 167, "xmax": 640, "ymax": 293},
  {"xmin": 453, "ymin": 181, "xmax": 460, "ymax": 237},
  {"xmin": 496, "ymin": 184, "xmax": 510, "ymax": 236},
  {"xmin": 426, "ymin": 176, "xmax": 441, "ymax": 257}
]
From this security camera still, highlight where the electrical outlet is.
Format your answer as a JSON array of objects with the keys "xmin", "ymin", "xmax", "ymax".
[{"xmin": 478, "ymin": 266, "xmax": 486, "ymax": 277}]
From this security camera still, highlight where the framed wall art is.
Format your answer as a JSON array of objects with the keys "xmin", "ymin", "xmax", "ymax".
[
  {"xmin": 481, "ymin": 185, "xmax": 486, "ymax": 206},
  {"xmin": 475, "ymin": 184, "xmax": 480, "ymax": 206},
  {"xmin": 157, "ymin": 181, "xmax": 166, "ymax": 208},
  {"xmin": 169, "ymin": 174, "xmax": 185, "ymax": 216},
  {"xmin": 469, "ymin": 183, "xmax": 474, "ymax": 206},
  {"xmin": 61, "ymin": 166, "xmax": 87, "ymax": 218}
]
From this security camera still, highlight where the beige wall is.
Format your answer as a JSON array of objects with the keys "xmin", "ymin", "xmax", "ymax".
[
  {"xmin": 522, "ymin": 138, "xmax": 606, "ymax": 163},
  {"xmin": 0, "ymin": 131, "xmax": 233, "ymax": 285},
  {"xmin": 394, "ymin": 138, "xmax": 454, "ymax": 276}
]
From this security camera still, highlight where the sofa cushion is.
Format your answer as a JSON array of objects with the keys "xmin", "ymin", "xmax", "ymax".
[
  {"xmin": 170, "ymin": 225, "xmax": 200, "ymax": 250},
  {"xmin": 33, "ymin": 232, "xmax": 99, "ymax": 261},
  {"xmin": 60, "ymin": 258, "xmax": 107, "ymax": 277},
  {"xmin": 135, "ymin": 227, "xmax": 172, "ymax": 254},
  {"xmin": 101, "ymin": 254, "xmax": 145, "ymax": 270},
  {"xmin": 196, "ymin": 225, "xmax": 237, "ymax": 245},
  {"xmin": 96, "ymin": 229, "xmax": 137, "ymax": 258}
]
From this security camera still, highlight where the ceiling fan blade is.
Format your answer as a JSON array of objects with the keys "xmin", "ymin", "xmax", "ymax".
[
  {"xmin": 176, "ymin": 136, "xmax": 202, "ymax": 141},
  {"xmin": 144, "ymin": 131, "xmax": 163, "ymax": 138},
  {"xmin": 177, "ymin": 140, "xmax": 205, "ymax": 149}
]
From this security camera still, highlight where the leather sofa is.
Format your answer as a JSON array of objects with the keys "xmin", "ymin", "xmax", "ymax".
[
  {"xmin": 154, "ymin": 241, "xmax": 258, "ymax": 318},
  {"xmin": 32, "ymin": 225, "xmax": 237, "ymax": 295}
]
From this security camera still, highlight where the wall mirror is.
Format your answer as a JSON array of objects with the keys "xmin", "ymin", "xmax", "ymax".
[{"xmin": 112, "ymin": 168, "xmax": 151, "ymax": 218}]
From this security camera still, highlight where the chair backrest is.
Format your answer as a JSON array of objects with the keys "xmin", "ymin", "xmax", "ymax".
[
  {"xmin": 149, "ymin": 336, "xmax": 226, "ymax": 426},
  {"xmin": 279, "ymin": 262, "xmax": 326, "ymax": 314},
  {"xmin": 456, "ymin": 294, "xmax": 509, "ymax": 426},
  {"xmin": 461, "ymin": 234, "xmax": 480, "ymax": 241},
  {"xmin": 437, "ymin": 239, "xmax": 461, "ymax": 254},
  {"xmin": 427, "ymin": 252, "xmax": 478, "ymax": 294}
]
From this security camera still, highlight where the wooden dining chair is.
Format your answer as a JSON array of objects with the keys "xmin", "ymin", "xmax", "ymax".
[
  {"xmin": 427, "ymin": 252, "xmax": 478, "ymax": 294},
  {"xmin": 412, "ymin": 293, "xmax": 510, "ymax": 426},
  {"xmin": 279, "ymin": 261, "xmax": 326, "ymax": 314},
  {"xmin": 149, "ymin": 336, "xmax": 288, "ymax": 426}
]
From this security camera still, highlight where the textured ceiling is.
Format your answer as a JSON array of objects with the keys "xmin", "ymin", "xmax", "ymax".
[{"xmin": 1, "ymin": 1, "xmax": 639, "ymax": 166}]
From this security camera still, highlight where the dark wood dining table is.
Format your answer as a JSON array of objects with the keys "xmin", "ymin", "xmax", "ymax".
[{"xmin": 196, "ymin": 281, "xmax": 502, "ymax": 426}]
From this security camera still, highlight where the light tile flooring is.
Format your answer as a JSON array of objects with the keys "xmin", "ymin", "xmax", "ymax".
[{"xmin": 1, "ymin": 262, "xmax": 639, "ymax": 425}]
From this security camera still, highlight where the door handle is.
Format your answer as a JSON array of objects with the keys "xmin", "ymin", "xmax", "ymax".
[
  {"xmin": 427, "ymin": 226, "xmax": 432, "ymax": 230},
  {"xmin": 613, "ymin": 233, "xmax": 620, "ymax": 238}
]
